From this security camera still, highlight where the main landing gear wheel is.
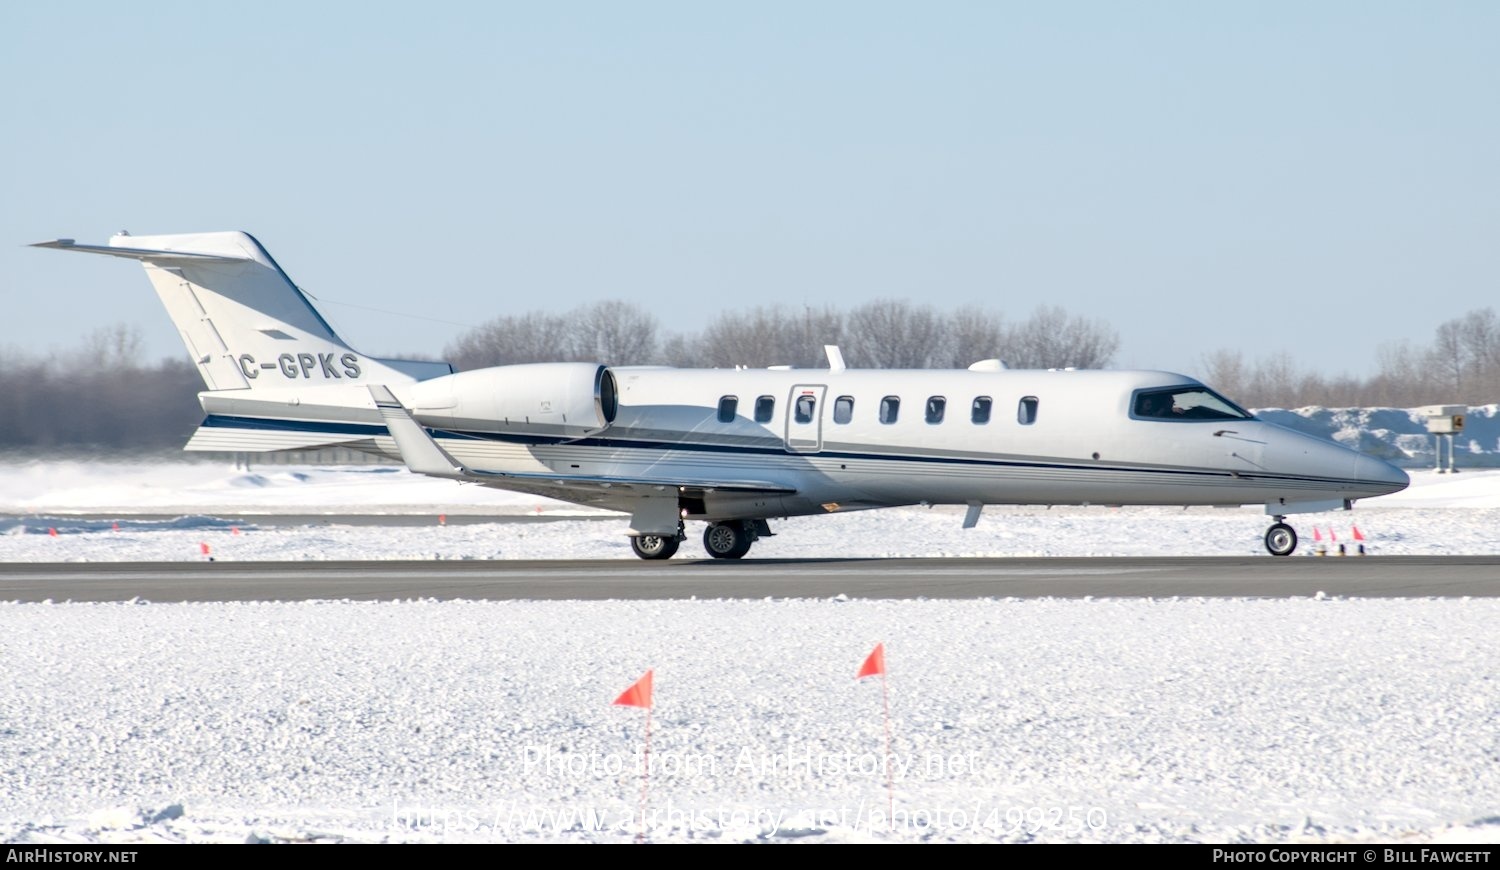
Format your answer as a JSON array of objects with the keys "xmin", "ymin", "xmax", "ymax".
[
  {"xmin": 631, "ymin": 534, "xmax": 680, "ymax": 560},
  {"xmin": 703, "ymin": 522, "xmax": 753, "ymax": 560},
  {"xmin": 1265, "ymin": 521, "xmax": 1298, "ymax": 557}
]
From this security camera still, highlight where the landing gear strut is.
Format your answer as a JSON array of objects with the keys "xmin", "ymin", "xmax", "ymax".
[{"xmin": 1264, "ymin": 517, "xmax": 1297, "ymax": 557}]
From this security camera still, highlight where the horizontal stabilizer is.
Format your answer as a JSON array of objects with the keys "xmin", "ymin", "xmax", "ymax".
[
  {"xmin": 183, "ymin": 421, "xmax": 367, "ymax": 453},
  {"xmin": 30, "ymin": 238, "xmax": 247, "ymax": 263}
]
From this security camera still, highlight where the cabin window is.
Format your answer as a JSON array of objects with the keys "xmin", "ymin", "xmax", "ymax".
[
  {"xmin": 925, "ymin": 396, "xmax": 946, "ymax": 424},
  {"xmin": 754, "ymin": 395, "xmax": 775, "ymax": 423},
  {"xmin": 1132, "ymin": 387, "xmax": 1252, "ymax": 421},
  {"xmin": 794, "ymin": 394, "xmax": 816, "ymax": 424},
  {"xmin": 833, "ymin": 395, "xmax": 855, "ymax": 424},
  {"xmin": 1018, "ymin": 396, "xmax": 1038, "ymax": 425},
  {"xmin": 879, "ymin": 396, "xmax": 901, "ymax": 424},
  {"xmin": 971, "ymin": 396, "xmax": 992, "ymax": 424},
  {"xmin": 717, "ymin": 395, "xmax": 738, "ymax": 423}
]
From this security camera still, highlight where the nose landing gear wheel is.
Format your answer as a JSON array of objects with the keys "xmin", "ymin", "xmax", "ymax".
[
  {"xmin": 1265, "ymin": 522, "xmax": 1297, "ymax": 557},
  {"xmin": 703, "ymin": 522, "xmax": 753, "ymax": 559},
  {"xmin": 631, "ymin": 534, "xmax": 680, "ymax": 560}
]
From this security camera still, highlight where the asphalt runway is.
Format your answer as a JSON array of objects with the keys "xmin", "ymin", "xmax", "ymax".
[{"xmin": 2, "ymin": 556, "xmax": 1499, "ymax": 602}]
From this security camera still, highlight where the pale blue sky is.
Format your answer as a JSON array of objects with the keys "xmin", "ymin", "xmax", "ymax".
[{"xmin": 3, "ymin": 1, "xmax": 1496, "ymax": 377}]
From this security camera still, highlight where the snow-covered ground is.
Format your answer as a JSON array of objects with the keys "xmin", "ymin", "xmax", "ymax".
[
  {"xmin": 2, "ymin": 598, "xmax": 1498, "ymax": 844},
  {"xmin": 2, "ymin": 461, "xmax": 1499, "ymax": 560},
  {"xmin": 2, "ymin": 460, "xmax": 1499, "ymax": 844}
]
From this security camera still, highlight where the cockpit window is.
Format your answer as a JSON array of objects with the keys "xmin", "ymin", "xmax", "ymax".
[{"xmin": 1133, "ymin": 387, "xmax": 1252, "ymax": 421}]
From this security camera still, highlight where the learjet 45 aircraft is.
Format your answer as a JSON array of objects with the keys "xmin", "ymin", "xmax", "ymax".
[{"xmin": 33, "ymin": 231, "xmax": 1409, "ymax": 558}]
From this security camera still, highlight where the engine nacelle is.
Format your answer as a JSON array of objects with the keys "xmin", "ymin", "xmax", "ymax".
[{"xmin": 402, "ymin": 363, "xmax": 618, "ymax": 439}]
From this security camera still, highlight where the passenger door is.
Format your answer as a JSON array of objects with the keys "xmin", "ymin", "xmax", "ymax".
[{"xmin": 784, "ymin": 385, "xmax": 826, "ymax": 453}]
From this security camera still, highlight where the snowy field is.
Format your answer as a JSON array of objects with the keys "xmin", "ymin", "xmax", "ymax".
[
  {"xmin": 2, "ymin": 460, "xmax": 1499, "ymax": 844},
  {"xmin": 1, "ymin": 460, "xmax": 1499, "ymax": 560},
  {"xmin": 2, "ymin": 598, "xmax": 1499, "ymax": 844}
]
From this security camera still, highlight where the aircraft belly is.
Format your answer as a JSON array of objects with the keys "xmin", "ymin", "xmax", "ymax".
[{"xmin": 822, "ymin": 455, "xmax": 1349, "ymax": 508}]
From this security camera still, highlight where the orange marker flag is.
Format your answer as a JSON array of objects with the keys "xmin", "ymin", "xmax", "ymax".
[
  {"xmin": 613, "ymin": 669, "xmax": 654, "ymax": 708},
  {"xmin": 200, "ymin": 542, "xmax": 211, "ymax": 556},
  {"xmin": 613, "ymin": 669, "xmax": 655, "ymax": 843},
  {"xmin": 857, "ymin": 643, "xmax": 886, "ymax": 679},
  {"xmin": 1351, "ymin": 525, "xmax": 1366, "ymax": 542},
  {"xmin": 1312, "ymin": 527, "xmax": 1322, "ymax": 542},
  {"xmin": 856, "ymin": 643, "xmax": 893, "ymax": 830}
]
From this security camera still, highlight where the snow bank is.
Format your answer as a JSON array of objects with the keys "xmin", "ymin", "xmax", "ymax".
[{"xmin": 1257, "ymin": 405, "xmax": 1500, "ymax": 466}]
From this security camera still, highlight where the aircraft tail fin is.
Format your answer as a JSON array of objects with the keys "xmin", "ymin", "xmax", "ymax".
[{"xmin": 31, "ymin": 232, "xmax": 452, "ymax": 391}]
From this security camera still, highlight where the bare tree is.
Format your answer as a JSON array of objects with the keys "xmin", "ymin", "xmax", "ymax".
[
  {"xmin": 999, "ymin": 306, "xmax": 1120, "ymax": 369},
  {"xmin": 566, "ymin": 301, "xmax": 659, "ymax": 364},
  {"xmin": 843, "ymin": 300, "xmax": 948, "ymax": 368},
  {"xmin": 944, "ymin": 305, "xmax": 1006, "ymax": 369},
  {"xmin": 1200, "ymin": 349, "xmax": 1249, "ymax": 400},
  {"xmin": 1457, "ymin": 308, "xmax": 1500, "ymax": 400},
  {"xmin": 1428, "ymin": 319, "xmax": 1467, "ymax": 397},
  {"xmin": 694, "ymin": 306, "xmax": 845, "ymax": 368},
  {"xmin": 445, "ymin": 312, "xmax": 574, "ymax": 370},
  {"xmin": 73, "ymin": 323, "xmax": 144, "ymax": 368},
  {"xmin": 1368, "ymin": 341, "xmax": 1435, "ymax": 407},
  {"xmin": 657, "ymin": 332, "xmax": 700, "ymax": 367}
]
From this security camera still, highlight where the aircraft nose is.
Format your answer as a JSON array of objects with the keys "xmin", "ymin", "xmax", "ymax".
[{"xmin": 1352, "ymin": 453, "xmax": 1409, "ymax": 497}]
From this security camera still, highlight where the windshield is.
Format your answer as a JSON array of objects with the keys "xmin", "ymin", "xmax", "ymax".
[{"xmin": 1133, "ymin": 387, "xmax": 1253, "ymax": 421}]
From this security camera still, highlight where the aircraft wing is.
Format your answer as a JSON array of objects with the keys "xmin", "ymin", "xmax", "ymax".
[
  {"xmin": 369, "ymin": 385, "xmax": 796, "ymax": 496},
  {"xmin": 461, "ymin": 467, "xmax": 796, "ymax": 495}
]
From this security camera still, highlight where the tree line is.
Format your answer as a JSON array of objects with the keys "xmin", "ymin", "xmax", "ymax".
[
  {"xmin": 5, "ymin": 305, "xmax": 1496, "ymax": 453},
  {"xmin": 1201, "ymin": 308, "xmax": 1500, "ymax": 408},
  {"xmin": 0, "ymin": 325, "xmax": 202, "ymax": 453},
  {"xmin": 446, "ymin": 301, "xmax": 1120, "ymax": 371}
]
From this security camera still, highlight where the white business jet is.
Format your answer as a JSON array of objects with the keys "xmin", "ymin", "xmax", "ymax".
[{"xmin": 33, "ymin": 231, "xmax": 1408, "ymax": 558}]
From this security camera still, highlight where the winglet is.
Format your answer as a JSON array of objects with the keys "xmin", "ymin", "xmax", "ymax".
[{"xmin": 369, "ymin": 385, "xmax": 467, "ymax": 479}]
